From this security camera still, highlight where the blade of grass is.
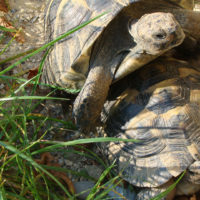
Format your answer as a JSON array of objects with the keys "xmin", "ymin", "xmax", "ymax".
[
  {"xmin": 86, "ymin": 161, "xmax": 115, "ymax": 200},
  {"xmin": 42, "ymin": 165, "xmax": 96, "ymax": 181},
  {"xmin": 32, "ymin": 137, "xmax": 140, "ymax": 155},
  {"xmin": 0, "ymin": 33, "xmax": 5, "ymax": 43},
  {"xmin": 0, "ymin": 96, "xmax": 68, "ymax": 101},
  {"xmin": 27, "ymin": 114, "xmax": 76, "ymax": 129},
  {"xmin": 0, "ymin": 74, "xmax": 41, "ymax": 106},
  {"xmin": 68, "ymin": 146, "xmax": 106, "ymax": 168},
  {"xmin": 27, "ymin": 47, "xmax": 52, "ymax": 114},
  {"xmin": 0, "ymin": 26, "xmax": 17, "ymax": 32},
  {"xmin": 5, "ymin": 192, "xmax": 28, "ymax": 200},
  {"xmin": 31, "ymin": 47, "xmax": 51, "ymax": 96},
  {"xmin": 0, "ymin": 186, "xmax": 7, "ymax": 200},
  {"xmin": 0, "ymin": 12, "xmax": 109, "ymax": 75},
  {"xmin": 94, "ymin": 177, "xmax": 123, "ymax": 200},
  {"xmin": 0, "ymin": 48, "xmax": 37, "ymax": 65},
  {"xmin": 0, "ymin": 75, "xmax": 80, "ymax": 93},
  {"xmin": 29, "ymin": 165, "xmax": 42, "ymax": 200},
  {"xmin": 150, "ymin": 171, "xmax": 186, "ymax": 200},
  {"xmin": 0, "ymin": 28, "xmax": 22, "ymax": 56}
]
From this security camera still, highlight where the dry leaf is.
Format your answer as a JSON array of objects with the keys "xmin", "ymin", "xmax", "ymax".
[
  {"xmin": 0, "ymin": 16, "xmax": 25, "ymax": 43},
  {"xmin": 0, "ymin": 0, "xmax": 8, "ymax": 12},
  {"xmin": 27, "ymin": 67, "xmax": 39, "ymax": 79},
  {"xmin": 27, "ymin": 67, "xmax": 40, "ymax": 88},
  {"xmin": 35, "ymin": 151, "xmax": 75, "ymax": 195}
]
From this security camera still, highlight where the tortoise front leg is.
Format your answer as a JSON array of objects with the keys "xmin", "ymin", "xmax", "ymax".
[{"xmin": 73, "ymin": 64, "xmax": 113, "ymax": 133}]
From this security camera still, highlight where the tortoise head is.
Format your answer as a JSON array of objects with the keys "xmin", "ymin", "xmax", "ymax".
[{"xmin": 129, "ymin": 12, "xmax": 185, "ymax": 55}]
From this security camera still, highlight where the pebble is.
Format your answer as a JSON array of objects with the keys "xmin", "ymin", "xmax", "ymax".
[
  {"xmin": 0, "ymin": 84, "xmax": 5, "ymax": 89},
  {"xmin": 58, "ymin": 158, "xmax": 64, "ymax": 166},
  {"xmin": 31, "ymin": 16, "xmax": 39, "ymax": 23},
  {"xmin": 64, "ymin": 159, "xmax": 73, "ymax": 166},
  {"xmin": 85, "ymin": 165, "xmax": 103, "ymax": 180},
  {"xmin": 74, "ymin": 181, "xmax": 95, "ymax": 199}
]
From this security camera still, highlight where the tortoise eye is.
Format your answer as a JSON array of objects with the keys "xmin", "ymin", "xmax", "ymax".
[{"xmin": 155, "ymin": 33, "xmax": 166, "ymax": 39}]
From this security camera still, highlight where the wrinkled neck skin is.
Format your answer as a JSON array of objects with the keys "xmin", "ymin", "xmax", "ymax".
[
  {"xmin": 172, "ymin": 10, "xmax": 200, "ymax": 41},
  {"xmin": 113, "ymin": 45, "xmax": 160, "ymax": 82}
]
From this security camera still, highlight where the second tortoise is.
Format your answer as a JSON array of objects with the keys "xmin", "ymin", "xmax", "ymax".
[{"xmin": 101, "ymin": 53, "xmax": 200, "ymax": 200}]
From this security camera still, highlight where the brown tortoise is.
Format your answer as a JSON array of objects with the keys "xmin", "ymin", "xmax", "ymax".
[
  {"xmin": 101, "ymin": 48, "xmax": 200, "ymax": 199},
  {"xmin": 42, "ymin": 0, "xmax": 200, "ymax": 133}
]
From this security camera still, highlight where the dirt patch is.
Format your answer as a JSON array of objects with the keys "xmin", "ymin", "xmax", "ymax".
[{"xmin": 0, "ymin": 0, "xmax": 47, "ymax": 75}]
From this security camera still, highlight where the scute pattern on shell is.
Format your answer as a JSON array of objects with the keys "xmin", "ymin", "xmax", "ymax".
[
  {"xmin": 42, "ymin": 0, "xmax": 137, "ymax": 87},
  {"xmin": 102, "ymin": 57, "xmax": 200, "ymax": 187}
]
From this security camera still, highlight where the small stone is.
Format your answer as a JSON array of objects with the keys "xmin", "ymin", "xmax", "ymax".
[
  {"xmin": 64, "ymin": 159, "xmax": 73, "ymax": 166},
  {"xmin": 0, "ymin": 84, "xmax": 4, "ymax": 89},
  {"xmin": 85, "ymin": 165, "xmax": 103, "ymax": 180},
  {"xmin": 74, "ymin": 181, "xmax": 95, "ymax": 200},
  {"xmin": 10, "ymin": 9, "xmax": 17, "ymax": 13},
  {"xmin": 31, "ymin": 16, "xmax": 39, "ymax": 23},
  {"xmin": 13, "ymin": 69, "xmax": 18, "ymax": 74},
  {"xmin": 58, "ymin": 158, "xmax": 64, "ymax": 166}
]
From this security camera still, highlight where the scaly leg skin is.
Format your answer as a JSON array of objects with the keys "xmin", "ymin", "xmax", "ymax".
[{"xmin": 73, "ymin": 65, "xmax": 113, "ymax": 133}]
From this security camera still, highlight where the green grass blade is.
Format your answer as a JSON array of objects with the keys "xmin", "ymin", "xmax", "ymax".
[
  {"xmin": 150, "ymin": 171, "xmax": 186, "ymax": 200},
  {"xmin": 31, "ymin": 47, "xmax": 51, "ymax": 96},
  {"xmin": 6, "ymin": 192, "xmax": 27, "ymax": 200},
  {"xmin": 0, "ymin": 96, "xmax": 68, "ymax": 101},
  {"xmin": 27, "ymin": 115, "xmax": 75, "ymax": 129},
  {"xmin": 0, "ymin": 48, "xmax": 37, "ymax": 65},
  {"xmin": 0, "ymin": 186, "xmax": 7, "ymax": 200},
  {"xmin": 0, "ymin": 34, "xmax": 16, "ymax": 56},
  {"xmin": 0, "ymin": 75, "xmax": 80, "ymax": 93},
  {"xmin": 86, "ymin": 161, "xmax": 115, "ymax": 200},
  {"xmin": 32, "ymin": 137, "xmax": 140, "ymax": 155},
  {"xmin": 0, "ymin": 26, "xmax": 17, "ymax": 32},
  {"xmin": 0, "ymin": 33, "xmax": 5, "ymax": 43},
  {"xmin": 0, "ymin": 12, "xmax": 108, "ymax": 75},
  {"xmin": 0, "ymin": 74, "xmax": 41, "ymax": 106},
  {"xmin": 94, "ymin": 178, "xmax": 122, "ymax": 200},
  {"xmin": 42, "ymin": 165, "xmax": 96, "ymax": 181}
]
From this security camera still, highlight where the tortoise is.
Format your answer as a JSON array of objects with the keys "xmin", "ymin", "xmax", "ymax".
[
  {"xmin": 100, "ymin": 52, "xmax": 200, "ymax": 199},
  {"xmin": 42, "ymin": 0, "xmax": 200, "ymax": 133}
]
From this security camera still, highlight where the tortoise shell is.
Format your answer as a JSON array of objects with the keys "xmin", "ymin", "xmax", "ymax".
[
  {"xmin": 42, "ymin": 0, "xmax": 194, "ymax": 89},
  {"xmin": 102, "ymin": 55, "xmax": 200, "ymax": 194}
]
